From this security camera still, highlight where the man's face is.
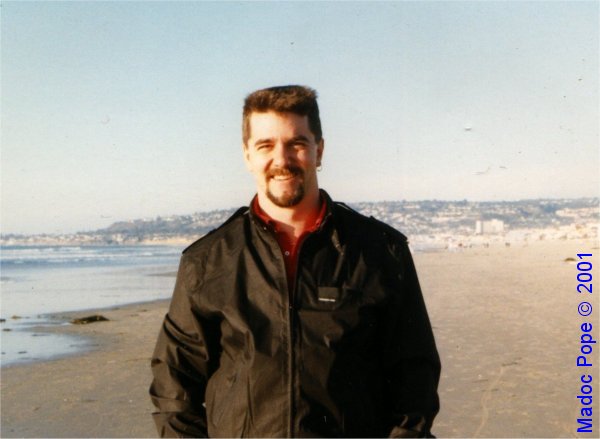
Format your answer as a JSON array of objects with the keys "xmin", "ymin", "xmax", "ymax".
[{"xmin": 244, "ymin": 111, "xmax": 324, "ymax": 208}]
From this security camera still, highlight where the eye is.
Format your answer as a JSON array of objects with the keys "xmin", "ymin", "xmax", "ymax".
[{"xmin": 293, "ymin": 140, "xmax": 308, "ymax": 148}]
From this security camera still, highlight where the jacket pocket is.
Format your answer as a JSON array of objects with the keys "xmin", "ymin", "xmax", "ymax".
[
  {"xmin": 207, "ymin": 368, "xmax": 240, "ymax": 426},
  {"xmin": 317, "ymin": 286, "xmax": 342, "ymax": 304},
  {"xmin": 314, "ymin": 286, "xmax": 360, "ymax": 310}
]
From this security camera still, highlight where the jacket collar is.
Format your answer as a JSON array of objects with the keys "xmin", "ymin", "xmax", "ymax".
[
  {"xmin": 249, "ymin": 190, "xmax": 330, "ymax": 229},
  {"xmin": 248, "ymin": 189, "xmax": 343, "ymax": 253}
]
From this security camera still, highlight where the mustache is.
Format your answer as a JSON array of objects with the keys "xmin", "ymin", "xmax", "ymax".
[{"xmin": 266, "ymin": 166, "xmax": 303, "ymax": 179}]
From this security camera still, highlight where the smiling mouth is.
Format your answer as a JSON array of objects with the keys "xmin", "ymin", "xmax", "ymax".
[
  {"xmin": 271, "ymin": 174, "xmax": 296, "ymax": 181},
  {"xmin": 267, "ymin": 166, "xmax": 303, "ymax": 182}
]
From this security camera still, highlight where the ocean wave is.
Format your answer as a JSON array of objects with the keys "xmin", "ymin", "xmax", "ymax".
[{"xmin": 0, "ymin": 245, "xmax": 181, "ymax": 268}]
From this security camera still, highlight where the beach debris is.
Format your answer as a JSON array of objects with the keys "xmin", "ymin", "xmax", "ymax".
[
  {"xmin": 564, "ymin": 257, "xmax": 576, "ymax": 263},
  {"xmin": 3, "ymin": 328, "xmax": 12, "ymax": 332},
  {"xmin": 501, "ymin": 360, "xmax": 520, "ymax": 367},
  {"xmin": 18, "ymin": 351, "xmax": 27, "ymax": 354},
  {"xmin": 70, "ymin": 315, "xmax": 109, "ymax": 325},
  {"xmin": 475, "ymin": 166, "xmax": 491, "ymax": 176},
  {"xmin": 11, "ymin": 315, "xmax": 22, "ymax": 320},
  {"xmin": 0, "ymin": 318, "xmax": 5, "ymax": 323}
]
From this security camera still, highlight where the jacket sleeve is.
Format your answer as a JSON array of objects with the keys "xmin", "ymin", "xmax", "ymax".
[
  {"xmin": 383, "ymin": 238, "xmax": 441, "ymax": 438},
  {"xmin": 149, "ymin": 253, "xmax": 219, "ymax": 438}
]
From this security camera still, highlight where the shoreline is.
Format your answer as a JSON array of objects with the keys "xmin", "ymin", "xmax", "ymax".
[
  {"xmin": 3, "ymin": 238, "xmax": 579, "ymax": 368},
  {"xmin": 1, "ymin": 239, "xmax": 192, "ymax": 247},
  {"xmin": 1, "ymin": 299, "xmax": 171, "ymax": 370},
  {"xmin": 1, "ymin": 239, "xmax": 598, "ymax": 437},
  {"xmin": 1, "ymin": 299, "xmax": 172, "ymax": 438}
]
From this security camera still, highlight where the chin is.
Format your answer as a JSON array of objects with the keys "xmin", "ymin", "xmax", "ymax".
[{"xmin": 266, "ymin": 188, "xmax": 305, "ymax": 208}]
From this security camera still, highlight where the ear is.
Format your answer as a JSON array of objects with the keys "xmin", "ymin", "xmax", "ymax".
[
  {"xmin": 242, "ymin": 143, "xmax": 253, "ymax": 172},
  {"xmin": 316, "ymin": 138, "xmax": 324, "ymax": 167}
]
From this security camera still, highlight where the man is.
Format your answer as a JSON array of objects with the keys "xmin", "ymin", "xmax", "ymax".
[{"xmin": 150, "ymin": 85, "xmax": 440, "ymax": 438}]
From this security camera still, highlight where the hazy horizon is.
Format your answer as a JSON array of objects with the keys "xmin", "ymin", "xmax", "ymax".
[
  {"xmin": 2, "ymin": 194, "xmax": 597, "ymax": 237},
  {"xmin": 2, "ymin": 2, "xmax": 598, "ymax": 235}
]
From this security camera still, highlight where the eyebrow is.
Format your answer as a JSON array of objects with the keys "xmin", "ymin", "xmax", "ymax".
[
  {"xmin": 288, "ymin": 135, "xmax": 311, "ymax": 143},
  {"xmin": 253, "ymin": 138, "xmax": 274, "ymax": 145},
  {"xmin": 253, "ymin": 135, "xmax": 312, "ymax": 146}
]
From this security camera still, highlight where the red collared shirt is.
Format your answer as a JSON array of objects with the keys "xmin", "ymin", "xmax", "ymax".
[{"xmin": 251, "ymin": 196, "xmax": 327, "ymax": 292}]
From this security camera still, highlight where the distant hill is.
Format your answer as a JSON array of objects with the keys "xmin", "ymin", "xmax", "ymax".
[
  {"xmin": 1, "ymin": 197, "xmax": 597, "ymax": 246},
  {"xmin": 93, "ymin": 197, "xmax": 598, "ymax": 238},
  {"xmin": 100, "ymin": 209, "xmax": 237, "ymax": 238}
]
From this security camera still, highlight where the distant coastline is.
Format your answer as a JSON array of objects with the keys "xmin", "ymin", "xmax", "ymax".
[{"xmin": 1, "ymin": 197, "xmax": 597, "ymax": 249}]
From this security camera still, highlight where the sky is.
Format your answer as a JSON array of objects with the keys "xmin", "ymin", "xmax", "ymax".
[{"xmin": 1, "ymin": 1, "xmax": 598, "ymax": 235}]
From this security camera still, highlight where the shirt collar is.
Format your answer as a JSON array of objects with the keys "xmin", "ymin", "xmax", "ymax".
[{"xmin": 251, "ymin": 192, "xmax": 327, "ymax": 233}]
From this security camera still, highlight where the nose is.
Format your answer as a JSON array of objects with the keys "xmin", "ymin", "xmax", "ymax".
[{"xmin": 271, "ymin": 141, "xmax": 292, "ymax": 167}]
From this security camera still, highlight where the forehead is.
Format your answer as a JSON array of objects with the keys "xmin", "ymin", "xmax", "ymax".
[{"xmin": 247, "ymin": 111, "xmax": 313, "ymax": 141}]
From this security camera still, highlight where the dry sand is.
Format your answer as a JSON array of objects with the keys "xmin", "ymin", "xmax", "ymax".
[{"xmin": 1, "ymin": 239, "xmax": 598, "ymax": 437}]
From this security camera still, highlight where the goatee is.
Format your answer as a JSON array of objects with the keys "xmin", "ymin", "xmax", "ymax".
[{"xmin": 266, "ymin": 166, "xmax": 305, "ymax": 207}]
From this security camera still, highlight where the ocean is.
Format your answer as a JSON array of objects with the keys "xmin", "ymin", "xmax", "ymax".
[{"xmin": 0, "ymin": 245, "xmax": 183, "ymax": 367}]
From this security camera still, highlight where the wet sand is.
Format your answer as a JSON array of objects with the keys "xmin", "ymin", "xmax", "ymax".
[{"xmin": 1, "ymin": 239, "xmax": 598, "ymax": 437}]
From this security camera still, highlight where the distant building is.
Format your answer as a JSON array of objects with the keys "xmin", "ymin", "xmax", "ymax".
[{"xmin": 475, "ymin": 219, "xmax": 505, "ymax": 235}]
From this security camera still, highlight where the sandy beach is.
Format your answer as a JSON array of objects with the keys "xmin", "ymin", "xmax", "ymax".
[{"xmin": 1, "ymin": 239, "xmax": 598, "ymax": 437}]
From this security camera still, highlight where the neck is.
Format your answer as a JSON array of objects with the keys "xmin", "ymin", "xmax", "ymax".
[{"xmin": 257, "ymin": 189, "xmax": 321, "ymax": 239}]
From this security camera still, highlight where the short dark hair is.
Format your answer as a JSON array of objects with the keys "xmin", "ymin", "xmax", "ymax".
[{"xmin": 242, "ymin": 85, "xmax": 322, "ymax": 145}]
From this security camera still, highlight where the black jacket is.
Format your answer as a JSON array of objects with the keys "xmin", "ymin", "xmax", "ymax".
[{"xmin": 150, "ymin": 191, "xmax": 440, "ymax": 438}]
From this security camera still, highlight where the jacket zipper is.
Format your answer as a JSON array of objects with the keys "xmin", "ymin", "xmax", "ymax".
[
  {"xmin": 287, "ymin": 233, "xmax": 311, "ymax": 438},
  {"xmin": 264, "ymin": 214, "xmax": 331, "ymax": 437},
  {"xmin": 258, "ymin": 224, "xmax": 296, "ymax": 438},
  {"xmin": 287, "ymin": 231, "xmax": 320, "ymax": 437},
  {"xmin": 288, "ymin": 216, "xmax": 333, "ymax": 437},
  {"xmin": 269, "ymin": 230, "xmax": 295, "ymax": 439},
  {"xmin": 286, "ymin": 263, "xmax": 294, "ymax": 439}
]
